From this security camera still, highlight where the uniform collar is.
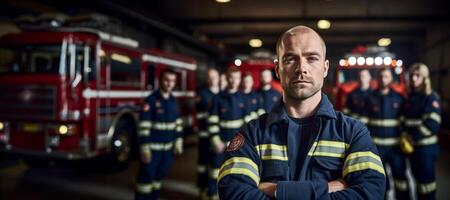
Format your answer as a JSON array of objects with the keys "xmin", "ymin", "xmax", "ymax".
[
  {"xmin": 155, "ymin": 89, "xmax": 173, "ymax": 100},
  {"xmin": 266, "ymin": 92, "xmax": 336, "ymax": 127}
]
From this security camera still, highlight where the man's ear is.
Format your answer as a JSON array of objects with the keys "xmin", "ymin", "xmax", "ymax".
[
  {"xmin": 274, "ymin": 59, "xmax": 280, "ymax": 79},
  {"xmin": 323, "ymin": 59, "xmax": 329, "ymax": 78}
]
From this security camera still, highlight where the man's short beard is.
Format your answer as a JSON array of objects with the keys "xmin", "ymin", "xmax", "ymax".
[{"xmin": 284, "ymin": 82, "xmax": 322, "ymax": 101}]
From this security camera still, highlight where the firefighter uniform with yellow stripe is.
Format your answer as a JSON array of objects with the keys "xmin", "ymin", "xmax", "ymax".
[
  {"xmin": 403, "ymin": 91, "xmax": 441, "ymax": 200},
  {"xmin": 207, "ymin": 90, "xmax": 249, "ymax": 197},
  {"xmin": 259, "ymin": 87, "xmax": 281, "ymax": 116},
  {"xmin": 218, "ymin": 93, "xmax": 386, "ymax": 199},
  {"xmin": 136, "ymin": 90, "xmax": 183, "ymax": 200},
  {"xmin": 365, "ymin": 89, "xmax": 409, "ymax": 199},
  {"xmin": 196, "ymin": 87, "xmax": 218, "ymax": 194},
  {"xmin": 343, "ymin": 88, "xmax": 371, "ymax": 124}
]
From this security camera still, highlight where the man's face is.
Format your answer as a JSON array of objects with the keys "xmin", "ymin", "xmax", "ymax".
[
  {"xmin": 379, "ymin": 69, "xmax": 393, "ymax": 88},
  {"xmin": 227, "ymin": 71, "xmax": 241, "ymax": 91},
  {"xmin": 359, "ymin": 70, "xmax": 371, "ymax": 87},
  {"xmin": 220, "ymin": 74, "xmax": 228, "ymax": 90},
  {"xmin": 275, "ymin": 31, "xmax": 329, "ymax": 100},
  {"xmin": 207, "ymin": 69, "xmax": 220, "ymax": 87},
  {"xmin": 411, "ymin": 70, "xmax": 424, "ymax": 88},
  {"xmin": 261, "ymin": 70, "xmax": 273, "ymax": 85},
  {"xmin": 160, "ymin": 73, "xmax": 176, "ymax": 93},
  {"xmin": 242, "ymin": 75, "xmax": 254, "ymax": 91}
]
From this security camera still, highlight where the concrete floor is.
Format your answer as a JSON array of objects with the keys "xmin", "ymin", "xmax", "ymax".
[{"xmin": 1, "ymin": 138, "xmax": 449, "ymax": 200}]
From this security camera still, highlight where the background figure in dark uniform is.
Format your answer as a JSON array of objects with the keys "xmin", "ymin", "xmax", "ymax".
[
  {"xmin": 365, "ymin": 68, "xmax": 409, "ymax": 199},
  {"xmin": 195, "ymin": 68, "xmax": 220, "ymax": 199},
  {"xmin": 206, "ymin": 67, "xmax": 248, "ymax": 199},
  {"xmin": 242, "ymin": 73, "xmax": 262, "ymax": 122},
  {"xmin": 258, "ymin": 69, "xmax": 281, "ymax": 115},
  {"xmin": 403, "ymin": 63, "xmax": 441, "ymax": 200},
  {"xmin": 343, "ymin": 69, "xmax": 372, "ymax": 124},
  {"xmin": 135, "ymin": 69, "xmax": 184, "ymax": 200}
]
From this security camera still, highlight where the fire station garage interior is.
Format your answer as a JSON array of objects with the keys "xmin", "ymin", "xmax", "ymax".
[{"xmin": 0, "ymin": 0, "xmax": 449, "ymax": 200}]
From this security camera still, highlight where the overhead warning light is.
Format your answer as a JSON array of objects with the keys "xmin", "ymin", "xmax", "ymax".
[
  {"xmin": 348, "ymin": 57, "xmax": 357, "ymax": 66},
  {"xmin": 366, "ymin": 57, "xmax": 374, "ymax": 66},
  {"xmin": 374, "ymin": 57, "xmax": 383, "ymax": 66},
  {"xmin": 378, "ymin": 38, "xmax": 391, "ymax": 47},
  {"xmin": 234, "ymin": 59, "xmax": 242, "ymax": 66},
  {"xmin": 249, "ymin": 38, "xmax": 263, "ymax": 48},
  {"xmin": 317, "ymin": 19, "xmax": 331, "ymax": 29},
  {"xmin": 383, "ymin": 57, "xmax": 392, "ymax": 66},
  {"xmin": 396, "ymin": 59, "xmax": 403, "ymax": 67},
  {"xmin": 339, "ymin": 59, "xmax": 347, "ymax": 67},
  {"xmin": 357, "ymin": 57, "xmax": 365, "ymax": 66}
]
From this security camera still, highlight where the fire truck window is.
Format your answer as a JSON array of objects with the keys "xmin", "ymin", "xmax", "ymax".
[
  {"xmin": 0, "ymin": 45, "xmax": 61, "ymax": 75},
  {"xmin": 110, "ymin": 53, "xmax": 140, "ymax": 87},
  {"xmin": 147, "ymin": 64, "xmax": 155, "ymax": 90}
]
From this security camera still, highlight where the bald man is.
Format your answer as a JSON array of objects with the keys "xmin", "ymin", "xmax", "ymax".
[
  {"xmin": 217, "ymin": 26, "xmax": 385, "ymax": 200},
  {"xmin": 343, "ymin": 69, "xmax": 372, "ymax": 124}
]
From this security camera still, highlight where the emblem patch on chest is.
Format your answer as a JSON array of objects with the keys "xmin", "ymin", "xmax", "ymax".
[{"xmin": 226, "ymin": 132, "xmax": 245, "ymax": 152}]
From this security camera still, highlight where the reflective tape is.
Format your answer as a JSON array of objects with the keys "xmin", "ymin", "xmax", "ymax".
[
  {"xmin": 255, "ymin": 144, "xmax": 288, "ymax": 161},
  {"xmin": 199, "ymin": 131, "xmax": 209, "ymax": 138},
  {"xmin": 424, "ymin": 112, "xmax": 441, "ymax": 124},
  {"xmin": 418, "ymin": 125, "xmax": 432, "ymax": 136},
  {"xmin": 418, "ymin": 182, "xmax": 436, "ymax": 194},
  {"xmin": 176, "ymin": 118, "xmax": 183, "ymax": 125},
  {"xmin": 416, "ymin": 135, "xmax": 438, "ymax": 146},
  {"xmin": 257, "ymin": 109, "xmax": 266, "ymax": 116},
  {"xmin": 343, "ymin": 151, "xmax": 385, "ymax": 177},
  {"xmin": 152, "ymin": 181, "xmax": 162, "ymax": 190},
  {"xmin": 136, "ymin": 183, "xmax": 152, "ymax": 194},
  {"xmin": 342, "ymin": 107, "xmax": 350, "ymax": 114},
  {"xmin": 176, "ymin": 125, "xmax": 183, "ymax": 132},
  {"xmin": 218, "ymin": 157, "xmax": 260, "ymax": 185},
  {"xmin": 139, "ymin": 121, "xmax": 152, "ymax": 136},
  {"xmin": 152, "ymin": 121, "xmax": 177, "ymax": 131},
  {"xmin": 196, "ymin": 112, "xmax": 208, "ymax": 120},
  {"xmin": 209, "ymin": 168, "xmax": 219, "ymax": 179},
  {"xmin": 308, "ymin": 140, "xmax": 348, "ymax": 158},
  {"xmin": 197, "ymin": 165, "xmax": 207, "ymax": 173},
  {"xmin": 208, "ymin": 125, "xmax": 220, "ymax": 134},
  {"xmin": 368, "ymin": 118, "xmax": 400, "ymax": 127},
  {"xmin": 394, "ymin": 179, "xmax": 408, "ymax": 191},
  {"xmin": 208, "ymin": 115, "xmax": 219, "ymax": 123},
  {"xmin": 405, "ymin": 119, "xmax": 422, "ymax": 127},
  {"xmin": 141, "ymin": 142, "xmax": 173, "ymax": 151},
  {"xmin": 359, "ymin": 116, "xmax": 369, "ymax": 124},
  {"xmin": 220, "ymin": 119, "xmax": 244, "ymax": 129},
  {"xmin": 372, "ymin": 136, "xmax": 400, "ymax": 146}
]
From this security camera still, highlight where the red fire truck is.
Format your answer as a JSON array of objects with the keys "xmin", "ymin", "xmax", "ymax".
[
  {"xmin": 328, "ymin": 45, "xmax": 407, "ymax": 111},
  {"xmin": 231, "ymin": 58, "xmax": 283, "ymax": 92},
  {"xmin": 0, "ymin": 28, "xmax": 197, "ymax": 169}
]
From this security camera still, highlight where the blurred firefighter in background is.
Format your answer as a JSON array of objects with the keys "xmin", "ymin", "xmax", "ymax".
[
  {"xmin": 135, "ymin": 69, "xmax": 184, "ymax": 200},
  {"xmin": 242, "ymin": 73, "xmax": 262, "ymax": 122},
  {"xmin": 258, "ymin": 69, "xmax": 282, "ymax": 115},
  {"xmin": 343, "ymin": 69, "xmax": 372, "ymax": 124},
  {"xmin": 220, "ymin": 73, "xmax": 228, "ymax": 91},
  {"xmin": 403, "ymin": 63, "xmax": 441, "ymax": 200},
  {"xmin": 365, "ymin": 68, "xmax": 409, "ymax": 199},
  {"xmin": 207, "ymin": 67, "xmax": 248, "ymax": 199},
  {"xmin": 195, "ymin": 68, "xmax": 220, "ymax": 199}
]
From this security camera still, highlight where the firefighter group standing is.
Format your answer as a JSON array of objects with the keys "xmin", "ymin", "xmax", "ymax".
[{"xmin": 344, "ymin": 64, "xmax": 441, "ymax": 200}]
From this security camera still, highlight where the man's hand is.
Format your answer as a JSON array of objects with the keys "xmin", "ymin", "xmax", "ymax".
[
  {"xmin": 258, "ymin": 182, "xmax": 277, "ymax": 197},
  {"xmin": 141, "ymin": 151, "xmax": 152, "ymax": 164},
  {"xmin": 328, "ymin": 179, "xmax": 347, "ymax": 193}
]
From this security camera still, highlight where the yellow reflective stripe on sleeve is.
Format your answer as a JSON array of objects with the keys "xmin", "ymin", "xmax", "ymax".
[
  {"xmin": 152, "ymin": 121, "xmax": 177, "ymax": 131},
  {"xmin": 196, "ymin": 112, "xmax": 208, "ymax": 120},
  {"xmin": 368, "ymin": 118, "xmax": 400, "ymax": 127},
  {"xmin": 405, "ymin": 119, "xmax": 422, "ymax": 127},
  {"xmin": 218, "ymin": 157, "xmax": 260, "ymax": 185},
  {"xmin": 220, "ymin": 119, "xmax": 244, "ymax": 129},
  {"xmin": 208, "ymin": 115, "xmax": 219, "ymax": 123},
  {"xmin": 418, "ymin": 182, "xmax": 436, "ymax": 194},
  {"xmin": 208, "ymin": 125, "xmax": 220, "ymax": 133},
  {"xmin": 176, "ymin": 126, "xmax": 183, "ymax": 132},
  {"xmin": 307, "ymin": 140, "xmax": 348, "ymax": 158},
  {"xmin": 415, "ymin": 135, "xmax": 438, "ymax": 146},
  {"xmin": 139, "ymin": 121, "xmax": 152, "ymax": 128},
  {"xmin": 152, "ymin": 181, "xmax": 162, "ymax": 190},
  {"xmin": 176, "ymin": 118, "xmax": 183, "ymax": 125},
  {"xmin": 372, "ymin": 136, "xmax": 400, "ymax": 146},
  {"xmin": 209, "ymin": 168, "xmax": 220, "ymax": 179},
  {"xmin": 255, "ymin": 144, "xmax": 287, "ymax": 151},
  {"xmin": 359, "ymin": 116, "xmax": 369, "ymax": 124},
  {"xmin": 394, "ymin": 179, "xmax": 408, "ymax": 191},
  {"xmin": 343, "ymin": 151, "xmax": 384, "ymax": 177},
  {"xmin": 425, "ymin": 112, "xmax": 441, "ymax": 124},
  {"xmin": 418, "ymin": 125, "xmax": 432, "ymax": 136},
  {"xmin": 257, "ymin": 109, "xmax": 266, "ymax": 116}
]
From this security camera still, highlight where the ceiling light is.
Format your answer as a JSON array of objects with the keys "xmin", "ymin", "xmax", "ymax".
[
  {"xmin": 234, "ymin": 59, "xmax": 242, "ymax": 66},
  {"xmin": 357, "ymin": 57, "xmax": 365, "ymax": 66},
  {"xmin": 374, "ymin": 57, "xmax": 383, "ymax": 65},
  {"xmin": 348, "ymin": 57, "xmax": 356, "ymax": 66},
  {"xmin": 377, "ymin": 38, "xmax": 391, "ymax": 47},
  {"xmin": 317, "ymin": 19, "xmax": 331, "ymax": 29},
  {"xmin": 249, "ymin": 38, "xmax": 263, "ymax": 48},
  {"xmin": 216, "ymin": 0, "xmax": 231, "ymax": 3},
  {"xmin": 366, "ymin": 57, "xmax": 374, "ymax": 66},
  {"xmin": 383, "ymin": 57, "xmax": 392, "ymax": 66}
]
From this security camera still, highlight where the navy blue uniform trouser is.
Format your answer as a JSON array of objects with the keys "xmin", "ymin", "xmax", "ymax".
[
  {"xmin": 410, "ymin": 145, "xmax": 438, "ymax": 200},
  {"xmin": 135, "ymin": 150, "xmax": 173, "ymax": 200},
  {"xmin": 377, "ymin": 146, "xmax": 410, "ymax": 200},
  {"xmin": 197, "ymin": 136, "xmax": 211, "ymax": 190}
]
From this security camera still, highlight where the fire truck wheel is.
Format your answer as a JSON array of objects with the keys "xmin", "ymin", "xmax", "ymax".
[{"xmin": 110, "ymin": 120, "xmax": 132, "ymax": 169}]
